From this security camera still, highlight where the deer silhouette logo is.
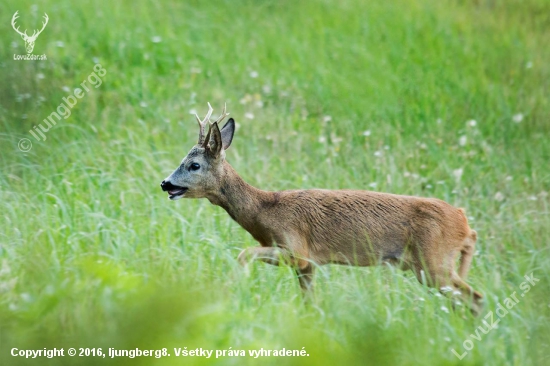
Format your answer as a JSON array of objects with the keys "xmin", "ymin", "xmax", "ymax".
[{"xmin": 11, "ymin": 11, "xmax": 49, "ymax": 54}]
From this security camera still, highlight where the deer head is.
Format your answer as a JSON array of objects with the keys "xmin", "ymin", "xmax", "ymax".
[
  {"xmin": 161, "ymin": 103, "xmax": 235, "ymax": 200},
  {"xmin": 11, "ymin": 11, "xmax": 49, "ymax": 54}
]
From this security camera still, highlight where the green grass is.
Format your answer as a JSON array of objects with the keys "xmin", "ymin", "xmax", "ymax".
[{"xmin": 1, "ymin": 0, "xmax": 549, "ymax": 365}]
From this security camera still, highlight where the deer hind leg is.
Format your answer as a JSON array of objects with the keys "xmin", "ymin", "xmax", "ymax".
[
  {"xmin": 458, "ymin": 230, "xmax": 477, "ymax": 280},
  {"xmin": 451, "ymin": 272, "xmax": 484, "ymax": 316},
  {"xmin": 411, "ymin": 249, "xmax": 483, "ymax": 316}
]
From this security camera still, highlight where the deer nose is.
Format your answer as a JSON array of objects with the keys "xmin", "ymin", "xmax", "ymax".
[{"xmin": 160, "ymin": 180, "xmax": 177, "ymax": 191}]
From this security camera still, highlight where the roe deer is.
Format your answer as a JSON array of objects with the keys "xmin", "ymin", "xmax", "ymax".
[{"xmin": 161, "ymin": 103, "xmax": 483, "ymax": 315}]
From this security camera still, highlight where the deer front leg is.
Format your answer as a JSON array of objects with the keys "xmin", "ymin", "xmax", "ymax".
[
  {"xmin": 237, "ymin": 246, "xmax": 294, "ymax": 266},
  {"xmin": 296, "ymin": 264, "xmax": 315, "ymax": 293},
  {"xmin": 238, "ymin": 247, "xmax": 316, "ymax": 298}
]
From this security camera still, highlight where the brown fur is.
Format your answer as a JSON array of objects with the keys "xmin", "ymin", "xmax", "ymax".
[
  {"xmin": 209, "ymin": 162, "xmax": 482, "ymax": 314},
  {"xmin": 162, "ymin": 106, "xmax": 483, "ymax": 315}
]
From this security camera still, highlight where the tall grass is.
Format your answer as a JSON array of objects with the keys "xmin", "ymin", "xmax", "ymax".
[{"xmin": 0, "ymin": 0, "xmax": 549, "ymax": 365}]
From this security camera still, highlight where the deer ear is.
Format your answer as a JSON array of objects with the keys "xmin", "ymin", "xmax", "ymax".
[
  {"xmin": 202, "ymin": 123, "xmax": 212, "ymax": 149},
  {"xmin": 220, "ymin": 118, "xmax": 235, "ymax": 150},
  {"xmin": 205, "ymin": 122, "xmax": 223, "ymax": 156}
]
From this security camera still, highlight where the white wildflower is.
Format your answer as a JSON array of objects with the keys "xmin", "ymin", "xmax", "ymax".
[
  {"xmin": 453, "ymin": 168, "xmax": 463, "ymax": 181},
  {"xmin": 513, "ymin": 113, "xmax": 524, "ymax": 123},
  {"xmin": 440, "ymin": 286, "xmax": 453, "ymax": 294},
  {"xmin": 331, "ymin": 134, "xmax": 343, "ymax": 144},
  {"xmin": 239, "ymin": 94, "xmax": 252, "ymax": 105}
]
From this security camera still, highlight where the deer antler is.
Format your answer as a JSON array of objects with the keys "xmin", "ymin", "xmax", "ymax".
[
  {"xmin": 11, "ymin": 11, "xmax": 28, "ymax": 38},
  {"xmin": 195, "ymin": 103, "xmax": 214, "ymax": 144},
  {"xmin": 30, "ymin": 13, "xmax": 49, "ymax": 39},
  {"xmin": 211, "ymin": 102, "xmax": 230, "ymax": 125},
  {"xmin": 195, "ymin": 103, "xmax": 230, "ymax": 144}
]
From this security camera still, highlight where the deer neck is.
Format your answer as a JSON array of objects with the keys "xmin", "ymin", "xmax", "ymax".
[{"xmin": 206, "ymin": 161, "xmax": 271, "ymax": 229}]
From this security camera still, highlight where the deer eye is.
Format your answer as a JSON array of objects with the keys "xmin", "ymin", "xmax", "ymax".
[{"xmin": 189, "ymin": 162, "xmax": 200, "ymax": 171}]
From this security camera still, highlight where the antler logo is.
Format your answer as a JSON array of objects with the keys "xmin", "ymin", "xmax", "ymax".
[{"xmin": 11, "ymin": 11, "xmax": 49, "ymax": 54}]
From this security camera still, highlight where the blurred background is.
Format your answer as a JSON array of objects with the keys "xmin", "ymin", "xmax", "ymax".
[{"xmin": 0, "ymin": 0, "xmax": 549, "ymax": 365}]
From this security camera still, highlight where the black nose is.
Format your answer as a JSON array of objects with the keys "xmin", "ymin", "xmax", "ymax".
[{"xmin": 160, "ymin": 180, "xmax": 177, "ymax": 192}]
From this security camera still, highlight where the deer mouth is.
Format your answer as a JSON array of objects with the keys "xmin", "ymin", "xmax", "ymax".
[
  {"xmin": 161, "ymin": 180, "xmax": 188, "ymax": 200},
  {"xmin": 168, "ymin": 187, "xmax": 188, "ymax": 200}
]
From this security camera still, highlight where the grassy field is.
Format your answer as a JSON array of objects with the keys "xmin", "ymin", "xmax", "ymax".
[{"xmin": 1, "ymin": 0, "xmax": 549, "ymax": 365}]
